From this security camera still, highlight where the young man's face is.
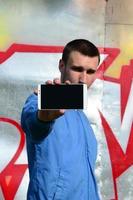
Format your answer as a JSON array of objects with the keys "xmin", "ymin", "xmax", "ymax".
[{"xmin": 59, "ymin": 51, "xmax": 99, "ymax": 88}]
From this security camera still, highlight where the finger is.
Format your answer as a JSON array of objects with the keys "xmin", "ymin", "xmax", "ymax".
[
  {"xmin": 59, "ymin": 109, "xmax": 66, "ymax": 114},
  {"xmin": 34, "ymin": 88, "xmax": 38, "ymax": 95},
  {"xmin": 53, "ymin": 110, "xmax": 65, "ymax": 118},
  {"xmin": 45, "ymin": 80, "xmax": 53, "ymax": 84},
  {"xmin": 65, "ymin": 80, "xmax": 71, "ymax": 85},
  {"xmin": 53, "ymin": 78, "xmax": 61, "ymax": 85},
  {"xmin": 48, "ymin": 110, "xmax": 65, "ymax": 121}
]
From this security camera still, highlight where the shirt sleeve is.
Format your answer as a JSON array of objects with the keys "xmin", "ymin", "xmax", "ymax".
[{"xmin": 21, "ymin": 93, "xmax": 54, "ymax": 141}]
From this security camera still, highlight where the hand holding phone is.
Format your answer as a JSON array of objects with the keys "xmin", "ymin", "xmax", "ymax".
[{"xmin": 38, "ymin": 108, "xmax": 65, "ymax": 122}]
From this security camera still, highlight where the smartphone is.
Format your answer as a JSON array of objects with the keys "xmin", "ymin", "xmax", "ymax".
[{"xmin": 38, "ymin": 84, "xmax": 87, "ymax": 110}]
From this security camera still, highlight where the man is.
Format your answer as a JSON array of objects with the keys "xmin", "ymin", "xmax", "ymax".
[{"xmin": 21, "ymin": 39, "xmax": 100, "ymax": 200}]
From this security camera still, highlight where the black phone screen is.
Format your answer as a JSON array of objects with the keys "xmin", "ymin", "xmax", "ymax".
[{"xmin": 40, "ymin": 84, "xmax": 84, "ymax": 109}]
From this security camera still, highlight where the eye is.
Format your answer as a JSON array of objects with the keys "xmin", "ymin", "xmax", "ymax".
[
  {"xmin": 87, "ymin": 69, "xmax": 96, "ymax": 74},
  {"xmin": 70, "ymin": 66, "xmax": 84, "ymax": 72}
]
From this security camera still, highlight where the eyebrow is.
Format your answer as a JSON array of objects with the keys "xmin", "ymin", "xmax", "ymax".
[{"xmin": 70, "ymin": 66, "xmax": 96, "ymax": 74}]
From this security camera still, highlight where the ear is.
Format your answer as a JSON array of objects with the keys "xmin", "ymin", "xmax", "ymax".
[{"xmin": 59, "ymin": 59, "xmax": 65, "ymax": 73}]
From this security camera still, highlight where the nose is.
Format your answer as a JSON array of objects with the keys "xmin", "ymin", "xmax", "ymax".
[{"xmin": 79, "ymin": 71, "xmax": 87, "ymax": 84}]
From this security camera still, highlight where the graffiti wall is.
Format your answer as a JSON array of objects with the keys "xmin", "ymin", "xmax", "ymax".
[{"xmin": 0, "ymin": 0, "xmax": 133, "ymax": 199}]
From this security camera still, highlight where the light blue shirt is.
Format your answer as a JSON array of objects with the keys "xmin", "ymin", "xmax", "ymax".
[{"xmin": 21, "ymin": 94, "xmax": 100, "ymax": 200}]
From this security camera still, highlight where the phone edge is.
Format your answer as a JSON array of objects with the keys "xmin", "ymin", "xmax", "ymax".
[
  {"xmin": 38, "ymin": 84, "xmax": 41, "ymax": 110},
  {"xmin": 83, "ymin": 84, "xmax": 88, "ymax": 110}
]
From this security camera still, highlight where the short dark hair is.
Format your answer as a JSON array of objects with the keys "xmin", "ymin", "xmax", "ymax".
[{"xmin": 62, "ymin": 39, "xmax": 100, "ymax": 65}]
